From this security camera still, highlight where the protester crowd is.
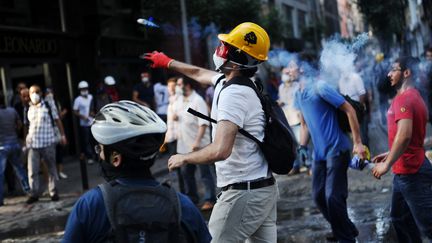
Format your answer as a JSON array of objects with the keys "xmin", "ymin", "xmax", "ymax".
[{"xmin": 1, "ymin": 22, "xmax": 432, "ymax": 242}]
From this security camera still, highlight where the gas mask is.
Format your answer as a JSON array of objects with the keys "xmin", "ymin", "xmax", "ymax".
[
  {"xmin": 213, "ymin": 53, "xmax": 227, "ymax": 72},
  {"xmin": 30, "ymin": 93, "xmax": 41, "ymax": 104},
  {"xmin": 213, "ymin": 42, "xmax": 229, "ymax": 72}
]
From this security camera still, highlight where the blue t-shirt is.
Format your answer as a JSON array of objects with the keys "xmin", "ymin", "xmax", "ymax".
[
  {"xmin": 62, "ymin": 178, "xmax": 211, "ymax": 243},
  {"xmin": 294, "ymin": 80, "xmax": 350, "ymax": 161}
]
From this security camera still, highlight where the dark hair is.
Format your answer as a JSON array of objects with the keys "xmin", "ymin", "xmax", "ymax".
[
  {"xmin": 395, "ymin": 56, "xmax": 420, "ymax": 79},
  {"xmin": 226, "ymin": 44, "xmax": 259, "ymax": 78},
  {"xmin": 426, "ymin": 46, "xmax": 432, "ymax": 53}
]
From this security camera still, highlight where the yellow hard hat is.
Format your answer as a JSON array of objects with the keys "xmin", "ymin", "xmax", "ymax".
[{"xmin": 218, "ymin": 22, "xmax": 270, "ymax": 61}]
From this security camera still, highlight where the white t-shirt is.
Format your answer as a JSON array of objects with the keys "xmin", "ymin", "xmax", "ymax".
[
  {"xmin": 73, "ymin": 94, "xmax": 93, "ymax": 127},
  {"xmin": 211, "ymin": 74, "xmax": 269, "ymax": 188},
  {"xmin": 165, "ymin": 94, "xmax": 179, "ymax": 143},
  {"xmin": 338, "ymin": 72, "xmax": 366, "ymax": 102},
  {"xmin": 153, "ymin": 83, "xmax": 169, "ymax": 115},
  {"xmin": 175, "ymin": 91, "xmax": 210, "ymax": 154}
]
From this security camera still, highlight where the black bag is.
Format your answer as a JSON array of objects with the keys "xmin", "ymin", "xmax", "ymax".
[
  {"xmin": 188, "ymin": 76, "xmax": 297, "ymax": 174},
  {"xmin": 336, "ymin": 95, "xmax": 365, "ymax": 133},
  {"xmin": 99, "ymin": 181, "xmax": 196, "ymax": 243}
]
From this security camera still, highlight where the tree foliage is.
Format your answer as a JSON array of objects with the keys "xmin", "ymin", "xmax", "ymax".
[
  {"xmin": 140, "ymin": 0, "xmax": 284, "ymax": 46},
  {"xmin": 259, "ymin": 6, "xmax": 284, "ymax": 44},
  {"xmin": 141, "ymin": 0, "xmax": 260, "ymax": 30},
  {"xmin": 357, "ymin": 0, "xmax": 407, "ymax": 42}
]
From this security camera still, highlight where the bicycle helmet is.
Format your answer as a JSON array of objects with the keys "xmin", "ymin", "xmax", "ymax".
[{"xmin": 91, "ymin": 100, "xmax": 166, "ymax": 161}]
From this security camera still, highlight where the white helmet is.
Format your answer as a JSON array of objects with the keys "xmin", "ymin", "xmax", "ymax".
[
  {"xmin": 91, "ymin": 100, "xmax": 166, "ymax": 160},
  {"xmin": 78, "ymin": 80, "xmax": 89, "ymax": 89},
  {"xmin": 104, "ymin": 76, "xmax": 116, "ymax": 86}
]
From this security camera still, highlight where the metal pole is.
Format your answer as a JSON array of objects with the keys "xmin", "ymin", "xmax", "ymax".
[
  {"xmin": 0, "ymin": 67, "xmax": 7, "ymax": 105},
  {"xmin": 58, "ymin": 0, "xmax": 66, "ymax": 32},
  {"xmin": 66, "ymin": 62, "xmax": 89, "ymax": 190},
  {"xmin": 180, "ymin": 0, "xmax": 192, "ymax": 63}
]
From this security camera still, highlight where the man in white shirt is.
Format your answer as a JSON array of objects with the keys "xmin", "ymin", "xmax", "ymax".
[
  {"xmin": 338, "ymin": 71, "xmax": 369, "ymax": 145},
  {"xmin": 144, "ymin": 22, "xmax": 277, "ymax": 242},
  {"xmin": 174, "ymin": 77, "xmax": 216, "ymax": 210},
  {"xmin": 73, "ymin": 81, "xmax": 95, "ymax": 164}
]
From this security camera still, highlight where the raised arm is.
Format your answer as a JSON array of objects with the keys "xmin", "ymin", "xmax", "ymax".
[{"xmin": 142, "ymin": 51, "xmax": 218, "ymax": 86}]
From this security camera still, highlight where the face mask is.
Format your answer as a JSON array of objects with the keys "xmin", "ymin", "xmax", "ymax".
[
  {"xmin": 213, "ymin": 53, "xmax": 227, "ymax": 72},
  {"xmin": 142, "ymin": 77, "xmax": 149, "ymax": 83},
  {"xmin": 81, "ymin": 90, "xmax": 88, "ymax": 96},
  {"xmin": 281, "ymin": 74, "xmax": 290, "ymax": 83},
  {"xmin": 30, "ymin": 93, "xmax": 40, "ymax": 104},
  {"xmin": 175, "ymin": 86, "xmax": 183, "ymax": 96}
]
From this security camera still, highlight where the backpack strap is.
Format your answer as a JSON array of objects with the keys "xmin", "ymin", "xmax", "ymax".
[
  {"xmin": 44, "ymin": 101, "xmax": 56, "ymax": 128},
  {"xmin": 214, "ymin": 74, "xmax": 225, "ymax": 87},
  {"xmin": 98, "ymin": 181, "xmax": 120, "ymax": 234},
  {"xmin": 187, "ymin": 108, "xmax": 260, "ymax": 144},
  {"xmin": 216, "ymin": 76, "xmax": 264, "ymax": 109}
]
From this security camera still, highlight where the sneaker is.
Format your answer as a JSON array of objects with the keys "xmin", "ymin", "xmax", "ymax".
[
  {"xmin": 87, "ymin": 159, "xmax": 95, "ymax": 165},
  {"xmin": 26, "ymin": 196, "xmax": 39, "ymax": 204},
  {"xmin": 59, "ymin": 172, "xmax": 68, "ymax": 179},
  {"xmin": 51, "ymin": 194, "xmax": 60, "ymax": 202},
  {"xmin": 200, "ymin": 201, "xmax": 214, "ymax": 211}
]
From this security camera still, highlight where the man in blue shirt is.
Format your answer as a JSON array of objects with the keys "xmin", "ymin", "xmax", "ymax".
[
  {"xmin": 295, "ymin": 70, "xmax": 366, "ymax": 242},
  {"xmin": 63, "ymin": 101, "xmax": 211, "ymax": 243}
]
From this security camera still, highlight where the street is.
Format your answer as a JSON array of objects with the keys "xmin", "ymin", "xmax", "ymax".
[{"xmin": 0, "ymin": 109, "xmax": 412, "ymax": 242}]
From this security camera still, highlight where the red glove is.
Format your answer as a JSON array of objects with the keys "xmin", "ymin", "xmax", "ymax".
[{"xmin": 141, "ymin": 51, "xmax": 173, "ymax": 69}]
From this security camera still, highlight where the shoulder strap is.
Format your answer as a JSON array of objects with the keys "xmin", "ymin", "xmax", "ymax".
[
  {"xmin": 216, "ymin": 76, "xmax": 264, "ymax": 106},
  {"xmin": 187, "ymin": 108, "xmax": 261, "ymax": 144},
  {"xmin": 44, "ymin": 102, "xmax": 56, "ymax": 128},
  {"xmin": 214, "ymin": 75, "xmax": 225, "ymax": 87},
  {"xmin": 99, "ymin": 182, "xmax": 118, "ymax": 231}
]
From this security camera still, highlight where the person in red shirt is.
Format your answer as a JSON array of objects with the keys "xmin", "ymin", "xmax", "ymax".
[{"xmin": 372, "ymin": 56, "xmax": 432, "ymax": 241}]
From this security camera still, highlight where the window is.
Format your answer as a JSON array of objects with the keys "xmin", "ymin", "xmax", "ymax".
[{"xmin": 284, "ymin": 5, "xmax": 294, "ymax": 38}]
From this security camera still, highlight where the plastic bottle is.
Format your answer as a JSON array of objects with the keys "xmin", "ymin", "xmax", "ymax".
[{"xmin": 349, "ymin": 146, "xmax": 374, "ymax": 170}]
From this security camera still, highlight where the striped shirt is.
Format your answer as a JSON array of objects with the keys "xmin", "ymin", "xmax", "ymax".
[{"xmin": 26, "ymin": 101, "xmax": 59, "ymax": 149}]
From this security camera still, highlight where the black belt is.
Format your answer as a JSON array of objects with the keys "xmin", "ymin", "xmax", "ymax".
[{"xmin": 221, "ymin": 177, "xmax": 275, "ymax": 191}]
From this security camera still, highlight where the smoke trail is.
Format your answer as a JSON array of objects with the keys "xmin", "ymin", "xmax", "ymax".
[
  {"xmin": 268, "ymin": 49, "xmax": 299, "ymax": 69},
  {"xmin": 319, "ymin": 33, "xmax": 370, "ymax": 87}
]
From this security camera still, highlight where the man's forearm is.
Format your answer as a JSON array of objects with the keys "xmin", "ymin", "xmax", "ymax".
[
  {"xmin": 184, "ymin": 143, "xmax": 222, "ymax": 165},
  {"xmin": 385, "ymin": 136, "xmax": 410, "ymax": 167},
  {"xmin": 169, "ymin": 60, "xmax": 218, "ymax": 85},
  {"xmin": 347, "ymin": 109, "xmax": 362, "ymax": 144}
]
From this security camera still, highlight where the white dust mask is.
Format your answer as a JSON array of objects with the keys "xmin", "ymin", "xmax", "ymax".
[{"xmin": 30, "ymin": 93, "xmax": 40, "ymax": 104}]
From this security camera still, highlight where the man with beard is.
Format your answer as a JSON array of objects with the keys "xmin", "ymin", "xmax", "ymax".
[{"xmin": 372, "ymin": 56, "xmax": 432, "ymax": 241}]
